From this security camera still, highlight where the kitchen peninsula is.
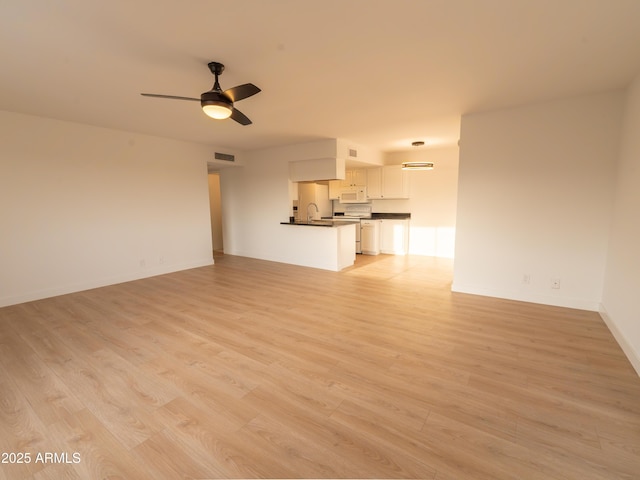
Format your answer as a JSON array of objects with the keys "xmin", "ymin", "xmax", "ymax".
[{"xmin": 280, "ymin": 220, "xmax": 357, "ymax": 271}]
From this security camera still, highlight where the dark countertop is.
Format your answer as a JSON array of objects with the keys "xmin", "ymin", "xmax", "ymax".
[
  {"xmin": 371, "ymin": 213, "xmax": 411, "ymax": 219},
  {"xmin": 280, "ymin": 220, "xmax": 359, "ymax": 227},
  {"xmin": 331, "ymin": 212, "xmax": 411, "ymax": 219}
]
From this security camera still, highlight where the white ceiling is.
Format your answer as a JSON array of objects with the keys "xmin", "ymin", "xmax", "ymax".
[{"xmin": 2, "ymin": 0, "xmax": 640, "ymax": 153}]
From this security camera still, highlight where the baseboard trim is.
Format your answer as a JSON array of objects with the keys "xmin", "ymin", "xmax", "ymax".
[
  {"xmin": 0, "ymin": 258, "xmax": 214, "ymax": 308},
  {"xmin": 599, "ymin": 305, "xmax": 640, "ymax": 377},
  {"xmin": 451, "ymin": 282, "xmax": 600, "ymax": 311}
]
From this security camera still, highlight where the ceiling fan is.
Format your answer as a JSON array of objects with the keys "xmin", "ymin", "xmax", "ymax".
[{"xmin": 141, "ymin": 61, "xmax": 261, "ymax": 125}]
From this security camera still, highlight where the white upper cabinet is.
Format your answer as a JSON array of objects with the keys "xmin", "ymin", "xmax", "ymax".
[
  {"xmin": 344, "ymin": 168, "xmax": 367, "ymax": 187},
  {"xmin": 366, "ymin": 167, "xmax": 382, "ymax": 198},
  {"xmin": 381, "ymin": 165, "xmax": 409, "ymax": 198},
  {"xmin": 329, "ymin": 168, "xmax": 365, "ymax": 199},
  {"xmin": 366, "ymin": 165, "xmax": 409, "ymax": 199}
]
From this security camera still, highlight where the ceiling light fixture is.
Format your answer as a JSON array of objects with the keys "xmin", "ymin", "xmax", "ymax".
[
  {"xmin": 202, "ymin": 104, "xmax": 232, "ymax": 119},
  {"xmin": 201, "ymin": 91, "xmax": 233, "ymax": 119},
  {"xmin": 402, "ymin": 140, "xmax": 433, "ymax": 170},
  {"xmin": 402, "ymin": 161, "xmax": 434, "ymax": 170}
]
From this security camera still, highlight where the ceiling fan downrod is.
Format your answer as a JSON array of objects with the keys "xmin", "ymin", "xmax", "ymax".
[{"xmin": 208, "ymin": 62, "xmax": 225, "ymax": 92}]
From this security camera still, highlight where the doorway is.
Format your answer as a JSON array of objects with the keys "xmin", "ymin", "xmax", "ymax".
[{"xmin": 208, "ymin": 173, "xmax": 224, "ymax": 254}]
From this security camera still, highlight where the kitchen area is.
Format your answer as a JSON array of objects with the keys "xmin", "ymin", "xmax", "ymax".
[
  {"xmin": 282, "ymin": 164, "xmax": 413, "ymax": 270},
  {"xmin": 215, "ymin": 138, "xmax": 456, "ymax": 274}
]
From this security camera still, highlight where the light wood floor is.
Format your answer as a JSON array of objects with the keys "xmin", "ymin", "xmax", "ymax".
[{"xmin": 1, "ymin": 253, "xmax": 639, "ymax": 479}]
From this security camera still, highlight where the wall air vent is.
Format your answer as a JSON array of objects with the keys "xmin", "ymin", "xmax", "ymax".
[
  {"xmin": 214, "ymin": 152, "xmax": 235, "ymax": 162},
  {"xmin": 348, "ymin": 148, "xmax": 358, "ymax": 158}
]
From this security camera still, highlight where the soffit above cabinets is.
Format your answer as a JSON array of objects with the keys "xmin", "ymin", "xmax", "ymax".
[{"xmin": 289, "ymin": 158, "xmax": 346, "ymax": 182}]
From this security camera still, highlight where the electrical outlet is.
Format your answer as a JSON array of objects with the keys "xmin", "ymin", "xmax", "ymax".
[
  {"xmin": 522, "ymin": 274, "xmax": 531, "ymax": 284},
  {"xmin": 139, "ymin": 259, "xmax": 146, "ymax": 268},
  {"xmin": 551, "ymin": 277, "xmax": 561, "ymax": 289}
]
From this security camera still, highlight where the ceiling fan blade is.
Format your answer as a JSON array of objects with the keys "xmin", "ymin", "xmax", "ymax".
[
  {"xmin": 230, "ymin": 107, "xmax": 252, "ymax": 125},
  {"xmin": 140, "ymin": 93, "xmax": 200, "ymax": 102},
  {"xmin": 224, "ymin": 83, "xmax": 261, "ymax": 102}
]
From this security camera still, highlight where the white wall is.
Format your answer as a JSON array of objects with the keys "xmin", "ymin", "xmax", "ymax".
[
  {"xmin": 220, "ymin": 140, "xmax": 330, "ymax": 265},
  {"xmin": 453, "ymin": 91, "xmax": 624, "ymax": 310},
  {"xmin": 383, "ymin": 147, "xmax": 459, "ymax": 257},
  {"xmin": 601, "ymin": 74, "xmax": 640, "ymax": 374},
  {"xmin": 219, "ymin": 148, "xmax": 290, "ymax": 261},
  {"xmin": 0, "ymin": 111, "xmax": 215, "ymax": 307}
]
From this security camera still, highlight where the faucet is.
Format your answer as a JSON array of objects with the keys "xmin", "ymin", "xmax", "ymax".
[{"xmin": 307, "ymin": 202, "xmax": 319, "ymax": 222}]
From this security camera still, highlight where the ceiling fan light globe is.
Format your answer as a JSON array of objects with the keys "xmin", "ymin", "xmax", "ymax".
[{"xmin": 202, "ymin": 103, "xmax": 232, "ymax": 119}]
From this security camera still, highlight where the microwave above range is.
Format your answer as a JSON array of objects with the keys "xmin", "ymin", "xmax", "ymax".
[{"xmin": 339, "ymin": 186, "xmax": 370, "ymax": 204}]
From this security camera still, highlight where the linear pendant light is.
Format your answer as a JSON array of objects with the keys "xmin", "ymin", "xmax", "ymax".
[
  {"xmin": 402, "ymin": 140, "xmax": 434, "ymax": 170},
  {"xmin": 402, "ymin": 161, "xmax": 434, "ymax": 170}
]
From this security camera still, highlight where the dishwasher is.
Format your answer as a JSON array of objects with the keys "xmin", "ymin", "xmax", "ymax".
[{"xmin": 360, "ymin": 219, "xmax": 381, "ymax": 255}]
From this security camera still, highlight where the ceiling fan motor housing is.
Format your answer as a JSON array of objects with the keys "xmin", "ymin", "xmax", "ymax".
[{"xmin": 201, "ymin": 90, "xmax": 232, "ymax": 107}]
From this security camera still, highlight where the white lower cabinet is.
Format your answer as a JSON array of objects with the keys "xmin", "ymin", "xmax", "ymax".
[
  {"xmin": 360, "ymin": 219, "xmax": 380, "ymax": 255},
  {"xmin": 379, "ymin": 219, "xmax": 409, "ymax": 255}
]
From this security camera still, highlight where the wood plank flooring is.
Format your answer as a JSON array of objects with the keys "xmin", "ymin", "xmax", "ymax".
[{"xmin": 1, "ymin": 253, "xmax": 639, "ymax": 479}]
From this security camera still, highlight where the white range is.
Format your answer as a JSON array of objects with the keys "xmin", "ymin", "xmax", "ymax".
[{"xmin": 332, "ymin": 205, "xmax": 372, "ymax": 254}]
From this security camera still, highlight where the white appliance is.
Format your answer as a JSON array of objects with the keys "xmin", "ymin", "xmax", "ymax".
[
  {"xmin": 360, "ymin": 219, "xmax": 381, "ymax": 255},
  {"xmin": 332, "ymin": 205, "xmax": 372, "ymax": 254},
  {"xmin": 339, "ymin": 187, "xmax": 369, "ymax": 204}
]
